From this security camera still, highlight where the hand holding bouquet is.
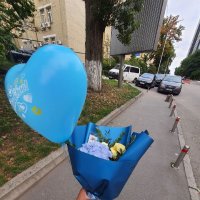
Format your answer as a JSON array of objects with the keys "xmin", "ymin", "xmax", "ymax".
[{"xmin": 67, "ymin": 122, "xmax": 153, "ymax": 200}]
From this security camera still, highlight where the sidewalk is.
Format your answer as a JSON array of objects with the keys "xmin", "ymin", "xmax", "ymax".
[{"xmin": 17, "ymin": 90, "xmax": 191, "ymax": 200}]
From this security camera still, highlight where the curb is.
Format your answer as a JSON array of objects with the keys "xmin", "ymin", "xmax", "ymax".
[
  {"xmin": 174, "ymin": 109, "xmax": 200, "ymax": 200},
  {"xmin": 0, "ymin": 91, "xmax": 143, "ymax": 200},
  {"xmin": 0, "ymin": 148, "xmax": 66, "ymax": 200}
]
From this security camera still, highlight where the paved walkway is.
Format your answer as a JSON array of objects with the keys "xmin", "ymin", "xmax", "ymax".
[{"xmin": 18, "ymin": 89, "xmax": 191, "ymax": 200}]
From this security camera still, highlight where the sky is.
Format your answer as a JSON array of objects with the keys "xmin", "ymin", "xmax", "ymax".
[{"xmin": 166, "ymin": 0, "xmax": 200, "ymax": 74}]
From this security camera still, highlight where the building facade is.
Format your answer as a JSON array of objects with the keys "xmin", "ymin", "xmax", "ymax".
[
  {"xmin": 15, "ymin": 0, "xmax": 85, "ymax": 61},
  {"xmin": 188, "ymin": 20, "xmax": 200, "ymax": 55}
]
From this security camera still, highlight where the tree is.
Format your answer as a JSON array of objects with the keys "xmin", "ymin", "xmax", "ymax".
[
  {"xmin": 146, "ymin": 15, "xmax": 184, "ymax": 73},
  {"xmin": 147, "ymin": 65, "xmax": 157, "ymax": 74},
  {"xmin": 175, "ymin": 50, "xmax": 200, "ymax": 80},
  {"xmin": 0, "ymin": 0, "xmax": 35, "ymax": 60},
  {"xmin": 85, "ymin": 0, "xmax": 143, "ymax": 91},
  {"xmin": 125, "ymin": 55, "xmax": 147, "ymax": 74}
]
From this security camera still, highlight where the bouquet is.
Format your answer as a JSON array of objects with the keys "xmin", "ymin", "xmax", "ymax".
[{"xmin": 67, "ymin": 122, "xmax": 153, "ymax": 200}]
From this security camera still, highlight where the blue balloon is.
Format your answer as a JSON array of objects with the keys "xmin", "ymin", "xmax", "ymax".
[{"xmin": 5, "ymin": 45, "xmax": 87, "ymax": 143}]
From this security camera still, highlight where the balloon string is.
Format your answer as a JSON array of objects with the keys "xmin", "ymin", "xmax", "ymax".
[{"xmin": 62, "ymin": 143, "xmax": 68, "ymax": 158}]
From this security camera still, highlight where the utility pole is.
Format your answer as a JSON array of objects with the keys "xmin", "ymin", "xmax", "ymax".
[
  {"xmin": 157, "ymin": 34, "xmax": 168, "ymax": 74},
  {"xmin": 118, "ymin": 55, "xmax": 125, "ymax": 88}
]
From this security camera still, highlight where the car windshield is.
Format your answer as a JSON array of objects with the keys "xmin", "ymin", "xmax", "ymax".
[
  {"xmin": 114, "ymin": 64, "xmax": 127, "ymax": 70},
  {"xmin": 114, "ymin": 64, "xmax": 120, "ymax": 69},
  {"xmin": 156, "ymin": 74, "xmax": 165, "ymax": 79},
  {"xmin": 141, "ymin": 73, "xmax": 154, "ymax": 79},
  {"xmin": 163, "ymin": 75, "xmax": 182, "ymax": 83}
]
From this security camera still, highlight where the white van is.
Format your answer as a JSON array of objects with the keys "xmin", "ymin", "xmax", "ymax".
[{"xmin": 108, "ymin": 64, "xmax": 140, "ymax": 82}]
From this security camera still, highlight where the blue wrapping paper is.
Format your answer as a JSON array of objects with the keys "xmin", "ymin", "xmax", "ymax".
[{"xmin": 67, "ymin": 123, "xmax": 153, "ymax": 200}]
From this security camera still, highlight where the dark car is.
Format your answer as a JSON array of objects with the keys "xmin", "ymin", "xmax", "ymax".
[
  {"xmin": 135, "ymin": 73, "xmax": 155, "ymax": 89},
  {"xmin": 157, "ymin": 75, "xmax": 182, "ymax": 95},
  {"xmin": 155, "ymin": 74, "xmax": 166, "ymax": 86},
  {"xmin": 9, "ymin": 49, "xmax": 34, "ymax": 64}
]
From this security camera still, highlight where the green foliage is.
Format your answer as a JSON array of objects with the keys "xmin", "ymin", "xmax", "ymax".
[
  {"xmin": 190, "ymin": 70, "xmax": 200, "ymax": 80},
  {"xmin": 0, "ymin": 175, "xmax": 6, "ymax": 186},
  {"xmin": 175, "ymin": 50, "xmax": 200, "ymax": 80},
  {"xmin": 146, "ymin": 15, "xmax": 184, "ymax": 73},
  {"xmin": 88, "ymin": 0, "xmax": 144, "ymax": 45},
  {"xmin": 102, "ymin": 57, "xmax": 117, "ymax": 76},
  {"xmin": 126, "ymin": 134, "xmax": 136, "ymax": 148},
  {"xmin": 0, "ymin": 0, "xmax": 35, "ymax": 61},
  {"xmin": 125, "ymin": 55, "xmax": 147, "ymax": 74},
  {"xmin": 85, "ymin": 0, "xmax": 144, "ymax": 91},
  {"xmin": 95, "ymin": 128, "xmax": 126, "ymax": 148},
  {"xmin": 0, "ymin": 44, "xmax": 6, "ymax": 61},
  {"xmin": 95, "ymin": 128, "xmax": 112, "ymax": 144},
  {"xmin": 175, "ymin": 66, "xmax": 183, "ymax": 76},
  {"xmin": 95, "ymin": 128, "xmax": 137, "ymax": 161},
  {"xmin": 0, "ymin": 59, "xmax": 14, "ymax": 71},
  {"xmin": 147, "ymin": 65, "xmax": 157, "ymax": 74}
]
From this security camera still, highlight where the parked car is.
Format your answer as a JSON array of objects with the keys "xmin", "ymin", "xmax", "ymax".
[
  {"xmin": 9, "ymin": 49, "xmax": 34, "ymax": 64},
  {"xmin": 108, "ymin": 64, "xmax": 140, "ymax": 82},
  {"xmin": 135, "ymin": 73, "xmax": 155, "ymax": 88},
  {"xmin": 155, "ymin": 74, "xmax": 166, "ymax": 86},
  {"xmin": 157, "ymin": 75, "xmax": 182, "ymax": 95}
]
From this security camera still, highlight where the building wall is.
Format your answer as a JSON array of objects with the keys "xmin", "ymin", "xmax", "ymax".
[
  {"xmin": 64, "ymin": 0, "xmax": 85, "ymax": 61},
  {"xmin": 103, "ymin": 26, "xmax": 111, "ymax": 59},
  {"xmin": 188, "ymin": 20, "xmax": 200, "ymax": 55},
  {"xmin": 16, "ymin": 0, "xmax": 85, "ymax": 61}
]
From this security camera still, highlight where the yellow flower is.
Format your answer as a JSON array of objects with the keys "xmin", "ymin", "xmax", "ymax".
[
  {"xmin": 110, "ymin": 147, "xmax": 118, "ymax": 159},
  {"xmin": 113, "ymin": 143, "xmax": 126, "ymax": 154},
  {"xmin": 101, "ymin": 142, "xmax": 108, "ymax": 146}
]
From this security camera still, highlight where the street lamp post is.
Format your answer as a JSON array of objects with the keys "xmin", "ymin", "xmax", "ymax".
[{"xmin": 157, "ymin": 34, "xmax": 168, "ymax": 74}]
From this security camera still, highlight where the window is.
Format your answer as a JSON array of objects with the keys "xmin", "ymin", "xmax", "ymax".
[
  {"xmin": 39, "ymin": 5, "xmax": 53, "ymax": 24},
  {"xmin": 43, "ymin": 34, "xmax": 56, "ymax": 44},
  {"xmin": 46, "ymin": 6, "xmax": 53, "ymax": 23},
  {"xmin": 40, "ymin": 9, "xmax": 45, "ymax": 23},
  {"xmin": 130, "ymin": 67, "xmax": 139, "ymax": 73},
  {"xmin": 124, "ymin": 67, "xmax": 130, "ymax": 72},
  {"xmin": 44, "ymin": 38, "xmax": 49, "ymax": 44},
  {"xmin": 50, "ymin": 37, "xmax": 56, "ymax": 44}
]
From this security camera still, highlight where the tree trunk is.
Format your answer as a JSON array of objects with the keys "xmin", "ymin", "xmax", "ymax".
[
  {"xmin": 85, "ymin": 1, "xmax": 105, "ymax": 91},
  {"xmin": 118, "ymin": 55, "xmax": 125, "ymax": 88}
]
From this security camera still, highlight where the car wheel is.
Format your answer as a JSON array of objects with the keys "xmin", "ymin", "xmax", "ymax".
[
  {"xmin": 147, "ymin": 85, "xmax": 151, "ymax": 90},
  {"xmin": 175, "ymin": 91, "xmax": 181, "ymax": 95},
  {"xmin": 151, "ymin": 81, "xmax": 155, "ymax": 88},
  {"xmin": 132, "ymin": 78, "xmax": 137, "ymax": 83}
]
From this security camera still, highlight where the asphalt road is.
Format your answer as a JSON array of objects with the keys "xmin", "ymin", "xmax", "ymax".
[
  {"xmin": 174, "ymin": 81, "xmax": 200, "ymax": 188},
  {"xmin": 144, "ymin": 82, "xmax": 200, "ymax": 189}
]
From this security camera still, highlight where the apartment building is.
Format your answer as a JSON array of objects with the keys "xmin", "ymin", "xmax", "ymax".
[
  {"xmin": 16, "ymin": 0, "xmax": 85, "ymax": 61},
  {"xmin": 188, "ymin": 19, "xmax": 200, "ymax": 55}
]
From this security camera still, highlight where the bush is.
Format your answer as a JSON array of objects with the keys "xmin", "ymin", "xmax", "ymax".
[
  {"xmin": 125, "ymin": 56, "xmax": 148, "ymax": 74},
  {"xmin": 148, "ymin": 65, "xmax": 157, "ymax": 74},
  {"xmin": 102, "ymin": 57, "xmax": 117, "ymax": 76},
  {"xmin": 103, "ymin": 57, "xmax": 117, "ymax": 71},
  {"xmin": 177, "ymin": 50, "xmax": 200, "ymax": 79},
  {"xmin": 0, "ymin": 59, "xmax": 14, "ymax": 76},
  {"xmin": 190, "ymin": 70, "xmax": 200, "ymax": 80},
  {"xmin": 0, "ymin": 44, "xmax": 14, "ymax": 72}
]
